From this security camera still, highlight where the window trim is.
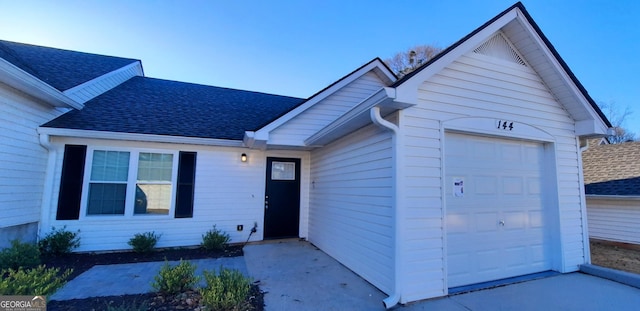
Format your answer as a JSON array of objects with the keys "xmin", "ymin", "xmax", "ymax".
[{"xmin": 79, "ymin": 146, "xmax": 179, "ymax": 219}]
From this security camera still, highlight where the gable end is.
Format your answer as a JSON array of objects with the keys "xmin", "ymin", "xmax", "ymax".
[{"xmin": 473, "ymin": 32, "xmax": 526, "ymax": 66}]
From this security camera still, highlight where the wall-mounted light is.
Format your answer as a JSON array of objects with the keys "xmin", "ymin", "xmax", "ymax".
[{"xmin": 241, "ymin": 153, "xmax": 248, "ymax": 162}]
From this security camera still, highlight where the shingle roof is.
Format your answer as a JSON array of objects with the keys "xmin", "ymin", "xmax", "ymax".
[
  {"xmin": 582, "ymin": 141, "xmax": 640, "ymax": 196},
  {"xmin": 0, "ymin": 39, "xmax": 139, "ymax": 91},
  {"xmin": 42, "ymin": 76, "xmax": 305, "ymax": 140}
]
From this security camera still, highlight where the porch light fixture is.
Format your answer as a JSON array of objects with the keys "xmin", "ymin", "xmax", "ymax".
[{"xmin": 241, "ymin": 153, "xmax": 248, "ymax": 162}]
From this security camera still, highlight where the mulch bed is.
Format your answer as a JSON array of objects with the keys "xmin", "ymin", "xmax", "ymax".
[
  {"xmin": 590, "ymin": 239, "xmax": 640, "ymax": 275},
  {"xmin": 44, "ymin": 245, "xmax": 264, "ymax": 310}
]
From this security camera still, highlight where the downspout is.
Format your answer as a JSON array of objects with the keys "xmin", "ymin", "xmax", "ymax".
[
  {"xmin": 38, "ymin": 132, "xmax": 57, "ymax": 240},
  {"xmin": 370, "ymin": 106, "xmax": 402, "ymax": 309},
  {"xmin": 577, "ymin": 137, "xmax": 591, "ymax": 264}
]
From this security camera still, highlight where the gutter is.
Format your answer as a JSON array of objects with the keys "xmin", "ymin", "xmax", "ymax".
[
  {"xmin": 586, "ymin": 195, "xmax": 640, "ymax": 201},
  {"xmin": 370, "ymin": 106, "xmax": 403, "ymax": 309}
]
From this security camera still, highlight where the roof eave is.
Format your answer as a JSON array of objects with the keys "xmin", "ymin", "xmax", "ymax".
[
  {"xmin": 250, "ymin": 58, "xmax": 397, "ymax": 145},
  {"xmin": 0, "ymin": 58, "xmax": 82, "ymax": 109},
  {"xmin": 38, "ymin": 127, "xmax": 245, "ymax": 148},
  {"xmin": 586, "ymin": 194, "xmax": 640, "ymax": 201},
  {"xmin": 305, "ymin": 87, "xmax": 412, "ymax": 147}
]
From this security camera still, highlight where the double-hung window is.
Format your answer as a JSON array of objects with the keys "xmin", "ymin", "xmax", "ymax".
[
  {"xmin": 87, "ymin": 151, "xmax": 130, "ymax": 215},
  {"xmin": 135, "ymin": 153, "xmax": 173, "ymax": 215},
  {"xmin": 84, "ymin": 149, "xmax": 177, "ymax": 217}
]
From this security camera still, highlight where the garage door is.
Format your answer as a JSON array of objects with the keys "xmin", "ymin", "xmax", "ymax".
[{"xmin": 445, "ymin": 132, "xmax": 551, "ymax": 288}]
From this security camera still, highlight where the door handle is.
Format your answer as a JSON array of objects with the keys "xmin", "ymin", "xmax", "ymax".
[{"xmin": 499, "ymin": 220, "xmax": 505, "ymax": 226}]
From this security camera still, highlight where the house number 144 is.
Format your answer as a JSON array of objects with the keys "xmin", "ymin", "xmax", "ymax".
[{"xmin": 496, "ymin": 120, "xmax": 514, "ymax": 131}]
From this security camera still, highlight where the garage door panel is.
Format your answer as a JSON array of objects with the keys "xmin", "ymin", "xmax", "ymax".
[
  {"xmin": 527, "ymin": 177, "xmax": 541, "ymax": 194},
  {"xmin": 503, "ymin": 211, "xmax": 526, "ymax": 229},
  {"xmin": 475, "ymin": 176, "xmax": 498, "ymax": 194},
  {"xmin": 529, "ymin": 211, "xmax": 544, "ymax": 227},
  {"xmin": 445, "ymin": 132, "xmax": 551, "ymax": 288},
  {"xmin": 477, "ymin": 213, "xmax": 498, "ymax": 231},
  {"xmin": 447, "ymin": 213, "xmax": 471, "ymax": 233},
  {"xmin": 502, "ymin": 176, "xmax": 524, "ymax": 194}
]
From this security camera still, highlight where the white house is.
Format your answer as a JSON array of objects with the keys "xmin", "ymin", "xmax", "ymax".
[
  {"xmin": 582, "ymin": 141, "xmax": 640, "ymax": 245},
  {"xmin": 0, "ymin": 40, "xmax": 141, "ymax": 247},
  {"xmin": 0, "ymin": 2, "xmax": 611, "ymax": 306}
]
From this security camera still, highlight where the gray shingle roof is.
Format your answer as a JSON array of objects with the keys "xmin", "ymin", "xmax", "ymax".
[
  {"xmin": 0, "ymin": 39, "xmax": 139, "ymax": 91},
  {"xmin": 42, "ymin": 76, "xmax": 305, "ymax": 140},
  {"xmin": 582, "ymin": 141, "xmax": 640, "ymax": 196}
]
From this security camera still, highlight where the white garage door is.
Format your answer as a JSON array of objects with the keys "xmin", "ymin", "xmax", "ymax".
[{"xmin": 445, "ymin": 132, "xmax": 551, "ymax": 288}]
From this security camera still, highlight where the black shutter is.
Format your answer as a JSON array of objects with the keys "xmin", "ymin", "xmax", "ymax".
[
  {"xmin": 56, "ymin": 145, "xmax": 87, "ymax": 220},
  {"xmin": 175, "ymin": 151, "xmax": 197, "ymax": 218}
]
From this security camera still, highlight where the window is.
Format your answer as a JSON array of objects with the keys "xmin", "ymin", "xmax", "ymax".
[
  {"xmin": 135, "ymin": 153, "xmax": 173, "ymax": 215},
  {"xmin": 87, "ymin": 151, "xmax": 130, "ymax": 215},
  {"xmin": 271, "ymin": 161, "xmax": 296, "ymax": 180},
  {"xmin": 84, "ymin": 149, "xmax": 176, "ymax": 217}
]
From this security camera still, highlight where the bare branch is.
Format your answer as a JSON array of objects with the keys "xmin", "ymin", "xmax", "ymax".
[{"xmin": 384, "ymin": 44, "xmax": 442, "ymax": 77}]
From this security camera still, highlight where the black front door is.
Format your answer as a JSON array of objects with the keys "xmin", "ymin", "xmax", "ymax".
[{"xmin": 264, "ymin": 157, "xmax": 301, "ymax": 239}]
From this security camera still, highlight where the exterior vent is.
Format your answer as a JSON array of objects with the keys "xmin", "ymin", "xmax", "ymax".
[{"xmin": 473, "ymin": 33, "xmax": 526, "ymax": 66}]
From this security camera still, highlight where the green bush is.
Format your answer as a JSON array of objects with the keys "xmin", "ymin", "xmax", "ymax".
[
  {"xmin": 0, "ymin": 265, "xmax": 72, "ymax": 296},
  {"xmin": 151, "ymin": 259, "xmax": 200, "ymax": 295},
  {"xmin": 0, "ymin": 240, "xmax": 40, "ymax": 270},
  {"xmin": 38, "ymin": 226, "xmax": 80, "ymax": 256},
  {"xmin": 200, "ymin": 267, "xmax": 251, "ymax": 311},
  {"xmin": 201, "ymin": 226, "xmax": 231, "ymax": 251},
  {"xmin": 128, "ymin": 232, "xmax": 161, "ymax": 253}
]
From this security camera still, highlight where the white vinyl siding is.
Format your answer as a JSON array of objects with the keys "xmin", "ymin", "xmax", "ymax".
[
  {"xmin": 0, "ymin": 83, "xmax": 65, "ymax": 229},
  {"xmin": 397, "ymin": 48, "xmax": 583, "ymax": 301},
  {"xmin": 309, "ymin": 124, "xmax": 394, "ymax": 294},
  {"xmin": 587, "ymin": 197, "xmax": 640, "ymax": 245},
  {"xmin": 43, "ymin": 137, "xmax": 310, "ymax": 252},
  {"xmin": 268, "ymin": 71, "xmax": 386, "ymax": 146}
]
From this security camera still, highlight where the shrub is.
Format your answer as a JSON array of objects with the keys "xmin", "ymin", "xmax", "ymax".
[
  {"xmin": 201, "ymin": 226, "xmax": 231, "ymax": 251},
  {"xmin": 0, "ymin": 265, "xmax": 72, "ymax": 296},
  {"xmin": 151, "ymin": 259, "xmax": 200, "ymax": 295},
  {"xmin": 0, "ymin": 240, "xmax": 40, "ymax": 270},
  {"xmin": 38, "ymin": 226, "xmax": 80, "ymax": 256},
  {"xmin": 200, "ymin": 267, "xmax": 251, "ymax": 311},
  {"xmin": 128, "ymin": 232, "xmax": 161, "ymax": 253}
]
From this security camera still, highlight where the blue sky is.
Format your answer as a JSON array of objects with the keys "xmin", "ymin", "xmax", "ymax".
[{"xmin": 1, "ymin": 0, "xmax": 638, "ymax": 135}]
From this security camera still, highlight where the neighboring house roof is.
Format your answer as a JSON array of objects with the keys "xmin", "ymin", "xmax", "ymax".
[
  {"xmin": 582, "ymin": 141, "xmax": 640, "ymax": 196},
  {"xmin": 42, "ymin": 76, "xmax": 304, "ymax": 140},
  {"xmin": 0, "ymin": 39, "xmax": 139, "ymax": 91},
  {"xmin": 392, "ymin": 1, "xmax": 611, "ymax": 130}
]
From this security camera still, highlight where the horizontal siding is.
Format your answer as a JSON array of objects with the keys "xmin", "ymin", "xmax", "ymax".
[
  {"xmin": 0, "ymin": 84, "xmax": 64, "ymax": 229},
  {"xmin": 43, "ymin": 137, "xmax": 310, "ymax": 252},
  {"xmin": 269, "ymin": 71, "xmax": 386, "ymax": 146},
  {"xmin": 309, "ymin": 124, "xmax": 394, "ymax": 294},
  {"xmin": 64, "ymin": 63, "xmax": 141, "ymax": 104},
  {"xmin": 587, "ymin": 198, "xmax": 640, "ymax": 245},
  {"xmin": 399, "ymin": 48, "xmax": 584, "ymax": 301}
]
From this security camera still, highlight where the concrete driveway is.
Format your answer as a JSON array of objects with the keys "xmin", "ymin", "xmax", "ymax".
[
  {"xmin": 244, "ymin": 240, "xmax": 640, "ymax": 311},
  {"xmin": 52, "ymin": 240, "xmax": 640, "ymax": 310}
]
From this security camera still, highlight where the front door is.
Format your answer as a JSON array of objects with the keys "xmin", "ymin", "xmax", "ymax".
[{"xmin": 264, "ymin": 157, "xmax": 301, "ymax": 239}]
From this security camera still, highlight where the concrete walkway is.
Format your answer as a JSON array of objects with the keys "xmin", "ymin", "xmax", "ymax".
[
  {"xmin": 51, "ymin": 240, "xmax": 640, "ymax": 310},
  {"xmin": 50, "ymin": 257, "xmax": 247, "ymax": 300}
]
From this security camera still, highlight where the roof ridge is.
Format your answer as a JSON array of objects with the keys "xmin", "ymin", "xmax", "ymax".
[
  {"xmin": 0, "ymin": 39, "xmax": 140, "ymax": 63},
  {"xmin": 138, "ymin": 76, "xmax": 305, "ymax": 100}
]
